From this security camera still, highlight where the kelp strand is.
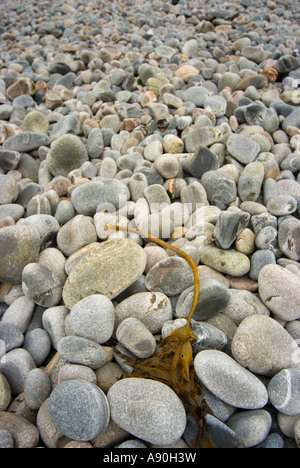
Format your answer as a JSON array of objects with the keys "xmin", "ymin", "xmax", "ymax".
[{"xmin": 106, "ymin": 224, "xmax": 215, "ymax": 448}]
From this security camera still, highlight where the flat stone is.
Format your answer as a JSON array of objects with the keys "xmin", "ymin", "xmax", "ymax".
[
  {"xmin": 107, "ymin": 378, "xmax": 186, "ymax": 445},
  {"xmin": 231, "ymin": 315, "xmax": 300, "ymax": 376},
  {"xmin": 48, "ymin": 379, "xmax": 110, "ymax": 441},
  {"xmin": 258, "ymin": 264, "xmax": 300, "ymax": 321},
  {"xmin": 62, "ymin": 239, "xmax": 147, "ymax": 309},
  {"xmin": 201, "ymin": 170, "xmax": 237, "ymax": 210},
  {"xmin": 214, "ymin": 211, "xmax": 250, "ymax": 249}
]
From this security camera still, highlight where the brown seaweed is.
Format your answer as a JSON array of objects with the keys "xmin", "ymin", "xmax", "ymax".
[{"xmin": 106, "ymin": 223, "xmax": 215, "ymax": 448}]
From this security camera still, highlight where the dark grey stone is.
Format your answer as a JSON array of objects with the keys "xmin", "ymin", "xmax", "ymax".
[{"xmin": 214, "ymin": 210, "xmax": 250, "ymax": 249}]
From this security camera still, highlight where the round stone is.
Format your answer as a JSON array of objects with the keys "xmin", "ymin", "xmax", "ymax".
[
  {"xmin": 154, "ymin": 153, "xmax": 180, "ymax": 178},
  {"xmin": 231, "ymin": 315, "xmax": 300, "ymax": 376},
  {"xmin": 69, "ymin": 294, "xmax": 115, "ymax": 344},
  {"xmin": 62, "ymin": 239, "xmax": 147, "ymax": 309},
  {"xmin": 46, "ymin": 134, "xmax": 88, "ymax": 177},
  {"xmin": 194, "ymin": 350, "xmax": 268, "ymax": 409},
  {"xmin": 267, "ymin": 195, "xmax": 297, "ymax": 216},
  {"xmin": 0, "ymin": 225, "xmax": 40, "ymax": 284},
  {"xmin": 23, "ymin": 328, "xmax": 51, "ymax": 367},
  {"xmin": 258, "ymin": 264, "xmax": 300, "ymax": 321},
  {"xmin": 107, "ymin": 378, "xmax": 186, "ymax": 445},
  {"xmin": 268, "ymin": 368, "xmax": 300, "ymax": 416},
  {"xmin": 0, "ymin": 412, "xmax": 39, "ymax": 448},
  {"xmin": 22, "ymin": 111, "xmax": 49, "ymax": 134},
  {"xmin": 48, "ymin": 379, "xmax": 110, "ymax": 441}
]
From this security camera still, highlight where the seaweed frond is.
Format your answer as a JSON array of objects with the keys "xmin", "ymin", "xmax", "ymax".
[{"xmin": 106, "ymin": 223, "xmax": 215, "ymax": 448}]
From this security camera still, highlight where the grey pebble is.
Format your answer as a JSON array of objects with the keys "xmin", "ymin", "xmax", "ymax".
[
  {"xmin": 24, "ymin": 368, "xmax": 52, "ymax": 410},
  {"xmin": 214, "ymin": 210, "xmax": 250, "ymax": 249},
  {"xmin": 226, "ymin": 410, "xmax": 272, "ymax": 448},
  {"xmin": 175, "ymin": 279, "xmax": 231, "ymax": 322},
  {"xmin": 57, "ymin": 336, "xmax": 107, "ymax": 370},
  {"xmin": 268, "ymin": 368, "xmax": 300, "ymax": 416},
  {"xmin": 42, "ymin": 305, "xmax": 69, "ymax": 350},
  {"xmin": 23, "ymin": 328, "xmax": 51, "ymax": 366},
  {"xmin": 48, "ymin": 379, "xmax": 110, "ymax": 441},
  {"xmin": 107, "ymin": 378, "xmax": 186, "ymax": 445},
  {"xmin": 1, "ymin": 296, "xmax": 35, "ymax": 333},
  {"xmin": 114, "ymin": 291, "xmax": 172, "ymax": 334},
  {"xmin": 194, "ymin": 350, "xmax": 268, "ymax": 409},
  {"xmin": 69, "ymin": 294, "xmax": 115, "ymax": 344},
  {"xmin": 227, "ymin": 134, "xmax": 260, "ymax": 165},
  {"xmin": 71, "ymin": 179, "xmax": 128, "ymax": 216},
  {"xmin": 0, "ymin": 348, "xmax": 36, "ymax": 394},
  {"xmin": 116, "ymin": 317, "xmax": 156, "ymax": 359},
  {"xmin": 0, "ymin": 323, "xmax": 24, "ymax": 352},
  {"xmin": 0, "ymin": 429, "xmax": 14, "ymax": 448},
  {"xmin": 22, "ymin": 263, "xmax": 62, "ymax": 308}
]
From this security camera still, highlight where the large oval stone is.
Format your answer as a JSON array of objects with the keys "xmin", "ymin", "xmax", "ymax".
[
  {"xmin": 62, "ymin": 239, "xmax": 147, "ymax": 309},
  {"xmin": 107, "ymin": 378, "xmax": 186, "ymax": 445}
]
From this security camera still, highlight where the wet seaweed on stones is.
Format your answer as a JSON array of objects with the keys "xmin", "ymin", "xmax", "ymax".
[{"xmin": 106, "ymin": 223, "xmax": 215, "ymax": 448}]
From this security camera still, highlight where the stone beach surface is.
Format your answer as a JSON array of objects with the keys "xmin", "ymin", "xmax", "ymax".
[{"xmin": 0, "ymin": 0, "xmax": 300, "ymax": 449}]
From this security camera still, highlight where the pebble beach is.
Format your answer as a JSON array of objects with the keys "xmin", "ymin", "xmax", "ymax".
[{"xmin": 0, "ymin": 0, "xmax": 300, "ymax": 449}]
